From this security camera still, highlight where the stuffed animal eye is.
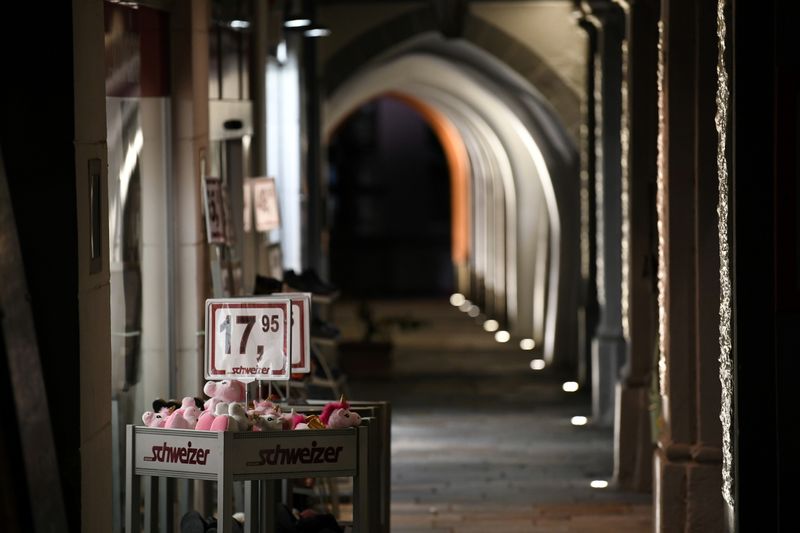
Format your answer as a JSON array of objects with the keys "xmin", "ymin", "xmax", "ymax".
[{"xmin": 344, "ymin": 413, "xmax": 350, "ymax": 417}]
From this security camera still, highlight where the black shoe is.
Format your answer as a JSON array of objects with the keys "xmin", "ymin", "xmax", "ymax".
[
  {"xmin": 254, "ymin": 275, "xmax": 284, "ymax": 295},
  {"xmin": 311, "ymin": 316, "xmax": 340, "ymax": 340},
  {"xmin": 275, "ymin": 503, "xmax": 298, "ymax": 533},
  {"xmin": 205, "ymin": 517, "xmax": 244, "ymax": 533},
  {"xmin": 296, "ymin": 512, "xmax": 343, "ymax": 533},
  {"xmin": 180, "ymin": 511, "xmax": 211, "ymax": 533},
  {"xmin": 301, "ymin": 269, "xmax": 339, "ymax": 295},
  {"xmin": 284, "ymin": 269, "xmax": 339, "ymax": 298}
]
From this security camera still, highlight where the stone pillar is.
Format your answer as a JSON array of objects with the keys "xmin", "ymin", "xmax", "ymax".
[
  {"xmin": 576, "ymin": 17, "xmax": 599, "ymax": 387},
  {"xmin": 580, "ymin": 2, "xmax": 627, "ymax": 427},
  {"xmin": 654, "ymin": 0, "xmax": 724, "ymax": 530},
  {"xmin": 247, "ymin": 0, "xmax": 271, "ymax": 283},
  {"xmin": 252, "ymin": 0, "xmax": 268, "ymax": 178},
  {"xmin": 73, "ymin": 1, "xmax": 113, "ymax": 531},
  {"xmin": 613, "ymin": 0, "xmax": 659, "ymax": 492},
  {"xmin": 303, "ymin": 2, "xmax": 323, "ymax": 271},
  {"xmin": 170, "ymin": 0, "xmax": 210, "ymax": 407}
]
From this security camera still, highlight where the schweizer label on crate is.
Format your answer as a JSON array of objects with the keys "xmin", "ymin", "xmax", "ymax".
[
  {"xmin": 135, "ymin": 429, "xmax": 221, "ymax": 476},
  {"xmin": 231, "ymin": 431, "xmax": 357, "ymax": 477},
  {"xmin": 205, "ymin": 297, "xmax": 291, "ymax": 380},
  {"xmin": 275, "ymin": 292, "xmax": 312, "ymax": 373}
]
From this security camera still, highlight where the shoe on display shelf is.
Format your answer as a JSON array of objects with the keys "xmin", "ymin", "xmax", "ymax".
[
  {"xmin": 253, "ymin": 274, "xmax": 284, "ymax": 295},
  {"xmin": 311, "ymin": 315, "xmax": 340, "ymax": 342},
  {"xmin": 180, "ymin": 511, "xmax": 244, "ymax": 533},
  {"xmin": 284, "ymin": 269, "xmax": 340, "ymax": 300},
  {"xmin": 180, "ymin": 511, "xmax": 211, "ymax": 533}
]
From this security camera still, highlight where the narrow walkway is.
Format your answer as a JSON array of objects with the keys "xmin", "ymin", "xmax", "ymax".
[{"xmin": 334, "ymin": 299, "xmax": 652, "ymax": 532}]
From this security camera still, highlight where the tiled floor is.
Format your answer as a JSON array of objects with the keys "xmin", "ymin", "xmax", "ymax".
[{"xmin": 334, "ymin": 299, "xmax": 653, "ymax": 532}]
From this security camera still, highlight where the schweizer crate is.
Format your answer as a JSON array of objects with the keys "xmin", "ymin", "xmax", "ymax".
[{"xmin": 125, "ymin": 420, "xmax": 375, "ymax": 533}]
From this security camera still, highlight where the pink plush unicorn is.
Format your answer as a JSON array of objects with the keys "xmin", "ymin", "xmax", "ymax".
[
  {"xmin": 253, "ymin": 412, "xmax": 284, "ymax": 431},
  {"xmin": 164, "ymin": 397, "xmax": 202, "ymax": 429},
  {"xmin": 203, "ymin": 380, "xmax": 246, "ymax": 413},
  {"xmin": 251, "ymin": 398, "xmax": 278, "ymax": 416},
  {"xmin": 141, "ymin": 411, "xmax": 166, "ymax": 428},
  {"xmin": 202, "ymin": 402, "xmax": 251, "ymax": 432},
  {"xmin": 285, "ymin": 409, "xmax": 306, "ymax": 430},
  {"xmin": 196, "ymin": 401, "xmax": 227, "ymax": 431},
  {"xmin": 320, "ymin": 396, "xmax": 361, "ymax": 429}
]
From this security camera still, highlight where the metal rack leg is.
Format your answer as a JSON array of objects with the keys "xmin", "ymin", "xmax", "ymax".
[
  {"xmin": 353, "ymin": 427, "xmax": 370, "ymax": 533},
  {"xmin": 327, "ymin": 478, "xmax": 340, "ymax": 517},
  {"xmin": 218, "ymin": 470, "xmax": 233, "ymax": 533},
  {"xmin": 262, "ymin": 480, "xmax": 278, "ymax": 533},
  {"xmin": 159, "ymin": 477, "xmax": 176, "ymax": 532},
  {"xmin": 125, "ymin": 427, "xmax": 140, "ymax": 533},
  {"xmin": 144, "ymin": 477, "xmax": 159, "ymax": 533},
  {"xmin": 244, "ymin": 481, "xmax": 259, "ymax": 533},
  {"xmin": 178, "ymin": 479, "xmax": 193, "ymax": 528}
]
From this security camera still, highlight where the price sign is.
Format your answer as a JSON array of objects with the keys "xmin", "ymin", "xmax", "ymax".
[
  {"xmin": 205, "ymin": 298, "xmax": 291, "ymax": 380},
  {"xmin": 253, "ymin": 177, "xmax": 280, "ymax": 232},
  {"xmin": 203, "ymin": 176, "xmax": 227, "ymax": 244},
  {"xmin": 275, "ymin": 292, "xmax": 311, "ymax": 373}
]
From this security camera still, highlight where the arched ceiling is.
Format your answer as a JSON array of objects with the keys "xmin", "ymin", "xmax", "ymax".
[
  {"xmin": 318, "ymin": 1, "xmax": 586, "ymax": 141},
  {"xmin": 324, "ymin": 47, "xmax": 575, "ymax": 363}
]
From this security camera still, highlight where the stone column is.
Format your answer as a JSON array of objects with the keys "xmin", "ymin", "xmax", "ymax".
[
  {"xmin": 654, "ymin": 0, "xmax": 724, "ymax": 530},
  {"xmin": 613, "ymin": 0, "xmax": 659, "ymax": 492},
  {"xmin": 170, "ymin": 0, "xmax": 211, "ymax": 514},
  {"xmin": 73, "ymin": 0, "xmax": 113, "ymax": 530},
  {"xmin": 303, "ymin": 20, "xmax": 321, "ymax": 271},
  {"xmin": 576, "ymin": 17, "xmax": 599, "ymax": 387},
  {"xmin": 248, "ymin": 0, "xmax": 271, "ymax": 283},
  {"xmin": 170, "ymin": 0, "xmax": 210, "ymax": 414},
  {"xmin": 580, "ymin": 1, "xmax": 627, "ymax": 427}
]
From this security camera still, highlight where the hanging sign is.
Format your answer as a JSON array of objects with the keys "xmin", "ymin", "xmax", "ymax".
[
  {"xmin": 275, "ymin": 292, "xmax": 311, "ymax": 373},
  {"xmin": 252, "ymin": 177, "xmax": 281, "ymax": 232},
  {"xmin": 205, "ymin": 297, "xmax": 291, "ymax": 380},
  {"xmin": 202, "ymin": 175, "xmax": 228, "ymax": 244}
]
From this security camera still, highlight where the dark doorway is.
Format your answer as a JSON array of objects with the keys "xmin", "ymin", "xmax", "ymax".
[{"xmin": 327, "ymin": 96, "xmax": 453, "ymax": 298}]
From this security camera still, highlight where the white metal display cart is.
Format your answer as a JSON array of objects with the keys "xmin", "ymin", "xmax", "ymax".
[
  {"xmin": 126, "ymin": 421, "xmax": 375, "ymax": 533},
  {"xmin": 290, "ymin": 401, "xmax": 391, "ymax": 532}
]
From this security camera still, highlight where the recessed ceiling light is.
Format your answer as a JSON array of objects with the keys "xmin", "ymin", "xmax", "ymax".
[
  {"xmin": 562, "ymin": 381, "xmax": 579, "ymax": 392},
  {"xmin": 520, "ymin": 338, "xmax": 536, "ymax": 350},
  {"xmin": 450, "ymin": 293, "xmax": 465, "ymax": 307},
  {"xmin": 530, "ymin": 359, "xmax": 545, "ymax": 371},
  {"xmin": 284, "ymin": 17, "xmax": 312, "ymax": 29},
  {"xmin": 303, "ymin": 25, "xmax": 331, "ymax": 38}
]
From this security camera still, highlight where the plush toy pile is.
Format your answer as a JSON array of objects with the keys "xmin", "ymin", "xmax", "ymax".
[{"xmin": 141, "ymin": 380, "xmax": 361, "ymax": 433}]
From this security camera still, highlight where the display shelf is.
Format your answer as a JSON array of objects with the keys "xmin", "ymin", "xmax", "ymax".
[
  {"xmin": 296, "ymin": 400, "xmax": 391, "ymax": 532},
  {"xmin": 310, "ymin": 335, "xmax": 338, "ymax": 347},
  {"xmin": 125, "ymin": 419, "xmax": 381, "ymax": 533}
]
